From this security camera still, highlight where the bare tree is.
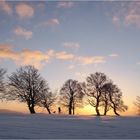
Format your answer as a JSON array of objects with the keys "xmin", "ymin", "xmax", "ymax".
[
  {"xmin": 5, "ymin": 65, "xmax": 48, "ymax": 114},
  {"xmin": 37, "ymin": 83, "xmax": 56, "ymax": 114},
  {"xmin": 134, "ymin": 96, "xmax": 140, "ymax": 115},
  {"xmin": 103, "ymin": 82, "xmax": 128, "ymax": 116},
  {"xmin": 0, "ymin": 68, "xmax": 6, "ymax": 100},
  {"xmin": 59, "ymin": 79, "xmax": 84, "ymax": 115},
  {"xmin": 86, "ymin": 72, "xmax": 108, "ymax": 116}
]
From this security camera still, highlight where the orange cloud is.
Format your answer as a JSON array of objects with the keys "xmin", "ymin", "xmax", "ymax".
[
  {"xmin": 77, "ymin": 56, "xmax": 106, "ymax": 65},
  {"xmin": 16, "ymin": 3, "xmax": 34, "ymax": 19},
  {"xmin": 0, "ymin": 44, "xmax": 106, "ymax": 68},
  {"xmin": 55, "ymin": 51, "xmax": 74, "ymax": 60},
  {"xmin": 18, "ymin": 49, "xmax": 51, "ymax": 69},
  {"xmin": 13, "ymin": 26, "xmax": 33, "ymax": 40},
  {"xmin": 0, "ymin": 0, "xmax": 12, "ymax": 14},
  {"xmin": 0, "ymin": 44, "xmax": 17, "ymax": 60},
  {"xmin": 0, "ymin": 44, "xmax": 51, "ymax": 69}
]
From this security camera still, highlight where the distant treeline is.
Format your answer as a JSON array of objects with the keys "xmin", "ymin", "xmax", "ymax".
[{"xmin": 0, "ymin": 65, "xmax": 129, "ymax": 116}]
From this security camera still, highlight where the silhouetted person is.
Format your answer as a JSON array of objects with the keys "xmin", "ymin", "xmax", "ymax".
[{"xmin": 58, "ymin": 107, "xmax": 61, "ymax": 114}]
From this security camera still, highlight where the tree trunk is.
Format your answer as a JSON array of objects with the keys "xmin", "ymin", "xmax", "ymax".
[
  {"xmin": 29, "ymin": 106, "xmax": 36, "ymax": 114},
  {"xmin": 109, "ymin": 94, "xmax": 120, "ymax": 116},
  {"xmin": 72, "ymin": 100, "xmax": 75, "ymax": 115},
  {"xmin": 69, "ymin": 96, "xmax": 73, "ymax": 115},
  {"xmin": 69, "ymin": 107, "xmax": 72, "ymax": 115},
  {"xmin": 27, "ymin": 100, "xmax": 36, "ymax": 114},
  {"xmin": 72, "ymin": 105, "xmax": 75, "ymax": 115},
  {"xmin": 95, "ymin": 106, "xmax": 100, "ymax": 116},
  {"xmin": 72, "ymin": 107, "xmax": 75, "ymax": 115},
  {"xmin": 46, "ymin": 107, "xmax": 51, "ymax": 114},
  {"xmin": 69, "ymin": 101, "xmax": 72, "ymax": 115},
  {"xmin": 104, "ymin": 101, "xmax": 108, "ymax": 116},
  {"xmin": 96, "ymin": 97, "xmax": 100, "ymax": 116},
  {"xmin": 113, "ymin": 105, "xmax": 120, "ymax": 116}
]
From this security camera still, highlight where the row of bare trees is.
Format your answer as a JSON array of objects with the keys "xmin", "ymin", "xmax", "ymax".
[
  {"xmin": 0, "ymin": 65, "xmax": 129, "ymax": 116},
  {"xmin": 60, "ymin": 73, "xmax": 128, "ymax": 116}
]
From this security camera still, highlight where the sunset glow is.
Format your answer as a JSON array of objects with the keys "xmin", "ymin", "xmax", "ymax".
[{"xmin": 0, "ymin": 1, "xmax": 140, "ymax": 115}]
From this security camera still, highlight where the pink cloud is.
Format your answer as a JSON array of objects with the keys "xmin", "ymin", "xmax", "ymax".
[
  {"xmin": 13, "ymin": 26, "xmax": 33, "ymax": 40},
  {"xmin": 63, "ymin": 42, "xmax": 80, "ymax": 50},
  {"xmin": 112, "ymin": 2, "xmax": 140, "ymax": 28},
  {"xmin": 16, "ymin": 3, "xmax": 34, "ymax": 19},
  {"xmin": 112, "ymin": 16, "xmax": 120, "ymax": 27},
  {"xmin": 0, "ymin": 0, "xmax": 12, "ymax": 14},
  {"xmin": 125, "ymin": 14, "xmax": 140, "ymax": 27},
  {"xmin": 42, "ymin": 18, "xmax": 60, "ymax": 27}
]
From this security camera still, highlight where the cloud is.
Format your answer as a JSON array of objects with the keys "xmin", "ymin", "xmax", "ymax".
[
  {"xmin": 63, "ymin": 42, "xmax": 80, "ymax": 50},
  {"xmin": 111, "ymin": 2, "xmax": 140, "ymax": 28},
  {"xmin": 124, "ymin": 2, "xmax": 140, "ymax": 28},
  {"xmin": 0, "ymin": 44, "xmax": 51, "ymax": 69},
  {"xmin": 16, "ymin": 3, "xmax": 34, "ymax": 19},
  {"xmin": 18, "ymin": 49, "xmax": 51, "ymax": 68},
  {"xmin": 0, "ymin": 45, "xmax": 75, "ymax": 68},
  {"xmin": 76, "ymin": 56, "xmax": 106, "ymax": 65},
  {"xmin": 55, "ymin": 51, "xmax": 74, "ymax": 60},
  {"xmin": 0, "ymin": 44, "xmax": 106, "ymax": 69},
  {"xmin": 0, "ymin": 44, "xmax": 17, "ymax": 60},
  {"xmin": 42, "ymin": 18, "xmax": 60, "ymax": 27},
  {"xmin": 125, "ymin": 14, "xmax": 140, "ymax": 28},
  {"xmin": 13, "ymin": 26, "xmax": 33, "ymax": 40},
  {"xmin": 57, "ymin": 1, "xmax": 74, "ymax": 8},
  {"xmin": 137, "ymin": 62, "xmax": 140, "ymax": 65},
  {"xmin": 109, "ymin": 54, "xmax": 119, "ymax": 57},
  {"xmin": 0, "ymin": 0, "xmax": 12, "ymax": 14}
]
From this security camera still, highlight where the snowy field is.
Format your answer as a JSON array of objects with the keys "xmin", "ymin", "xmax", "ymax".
[{"xmin": 0, "ymin": 112, "xmax": 140, "ymax": 139}]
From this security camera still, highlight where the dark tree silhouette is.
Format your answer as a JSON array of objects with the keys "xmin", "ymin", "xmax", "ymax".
[
  {"xmin": 134, "ymin": 96, "xmax": 140, "ymax": 115},
  {"xmin": 86, "ymin": 72, "xmax": 108, "ymax": 116},
  {"xmin": 38, "ymin": 84, "xmax": 56, "ymax": 114},
  {"xmin": 5, "ymin": 65, "xmax": 48, "ymax": 114},
  {"xmin": 0, "ymin": 68, "xmax": 6, "ymax": 100},
  {"xmin": 100, "ymin": 85, "xmax": 111, "ymax": 115},
  {"xmin": 59, "ymin": 79, "xmax": 84, "ymax": 115},
  {"xmin": 103, "ymin": 82, "xmax": 128, "ymax": 116}
]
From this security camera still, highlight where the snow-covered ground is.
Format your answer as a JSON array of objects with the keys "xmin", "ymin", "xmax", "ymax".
[{"xmin": 0, "ymin": 111, "xmax": 140, "ymax": 139}]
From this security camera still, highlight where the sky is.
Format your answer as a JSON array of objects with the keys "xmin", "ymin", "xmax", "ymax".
[{"xmin": 0, "ymin": 1, "xmax": 140, "ymax": 115}]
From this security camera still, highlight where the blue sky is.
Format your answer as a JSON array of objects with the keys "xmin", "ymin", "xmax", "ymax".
[{"xmin": 0, "ymin": 1, "xmax": 140, "ymax": 115}]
